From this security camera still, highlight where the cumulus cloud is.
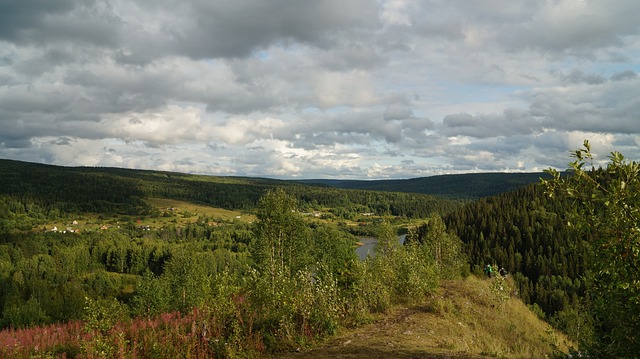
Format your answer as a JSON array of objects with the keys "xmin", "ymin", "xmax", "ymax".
[
  {"xmin": 0, "ymin": 0, "xmax": 639, "ymax": 178},
  {"xmin": 531, "ymin": 76, "xmax": 640, "ymax": 134}
]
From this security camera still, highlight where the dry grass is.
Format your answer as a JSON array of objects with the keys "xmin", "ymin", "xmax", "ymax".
[{"xmin": 274, "ymin": 276, "xmax": 574, "ymax": 359}]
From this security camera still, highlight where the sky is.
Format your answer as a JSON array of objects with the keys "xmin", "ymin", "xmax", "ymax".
[{"xmin": 1, "ymin": 0, "xmax": 639, "ymax": 179}]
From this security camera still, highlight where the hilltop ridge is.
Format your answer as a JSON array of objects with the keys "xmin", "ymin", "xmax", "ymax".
[
  {"xmin": 276, "ymin": 276, "xmax": 573, "ymax": 359},
  {"xmin": 1, "ymin": 158, "xmax": 547, "ymax": 202},
  {"xmin": 299, "ymin": 172, "xmax": 553, "ymax": 200}
]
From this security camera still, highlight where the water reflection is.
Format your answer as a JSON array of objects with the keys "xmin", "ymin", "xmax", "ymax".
[{"xmin": 355, "ymin": 235, "xmax": 406, "ymax": 260}]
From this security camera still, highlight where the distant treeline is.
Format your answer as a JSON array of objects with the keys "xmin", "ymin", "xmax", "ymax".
[{"xmin": 299, "ymin": 172, "xmax": 554, "ymax": 199}]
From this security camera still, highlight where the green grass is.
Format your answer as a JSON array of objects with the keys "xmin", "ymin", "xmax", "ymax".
[{"xmin": 145, "ymin": 197, "xmax": 256, "ymax": 223}]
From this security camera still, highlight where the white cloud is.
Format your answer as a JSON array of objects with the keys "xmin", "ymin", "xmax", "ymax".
[
  {"xmin": 107, "ymin": 105, "xmax": 206, "ymax": 144},
  {"xmin": 381, "ymin": 0, "xmax": 411, "ymax": 26}
]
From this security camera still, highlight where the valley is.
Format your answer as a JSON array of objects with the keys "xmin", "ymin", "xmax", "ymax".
[{"xmin": 0, "ymin": 152, "xmax": 637, "ymax": 358}]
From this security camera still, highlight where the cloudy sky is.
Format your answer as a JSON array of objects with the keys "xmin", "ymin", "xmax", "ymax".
[{"xmin": 1, "ymin": 0, "xmax": 639, "ymax": 179}]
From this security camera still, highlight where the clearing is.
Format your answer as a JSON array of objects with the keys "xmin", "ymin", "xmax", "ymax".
[{"xmin": 145, "ymin": 197, "xmax": 256, "ymax": 223}]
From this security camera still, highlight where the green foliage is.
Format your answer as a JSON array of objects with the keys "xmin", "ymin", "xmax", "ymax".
[
  {"xmin": 390, "ymin": 241, "xmax": 439, "ymax": 303},
  {"xmin": 83, "ymin": 296, "xmax": 128, "ymax": 336},
  {"xmin": 549, "ymin": 299, "xmax": 595, "ymax": 350},
  {"xmin": 162, "ymin": 249, "xmax": 213, "ymax": 313},
  {"xmin": 0, "ymin": 169, "xmax": 464, "ymax": 355},
  {"xmin": 82, "ymin": 296, "xmax": 129, "ymax": 358},
  {"xmin": 246, "ymin": 266, "xmax": 342, "ymax": 350},
  {"xmin": 1, "ymin": 297, "xmax": 49, "ymax": 329},
  {"xmin": 407, "ymin": 215, "xmax": 468, "ymax": 279},
  {"xmin": 252, "ymin": 188, "xmax": 311, "ymax": 280},
  {"xmin": 131, "ymin": 270, "xmax": 168, "ymax": 318},
  {"xmin": 542, "ymin": 140, "xmax": 640, "ymax": 357},
  {"xmin": 354, "ymin": 222, "xmax": 439, "ymax": 311},
  {"xmin": 206, "ymin": 269, "xmax": 247, "ymax": 350},
  {"xmin": 311, "ymin": 224, "xmax": 360, "ymax": 289},
  {"xmin": 489, "ymin": 275, "xmax": 512, "ymax": 303},
  {"xmin": 528, "ymin": 303, "xmax": 546, "ymax": 320}
]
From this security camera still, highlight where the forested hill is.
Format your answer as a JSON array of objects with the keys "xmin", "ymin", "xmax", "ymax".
[
  {"xmin": 300, "ymin": 172, "xmax": 553, "ymax": 199},
  {"xmin": 0, "ymin": 159, "xmax": 462, "ymax": 218},
  {"xmin": 443, "ymin": 182, "xmax": 590, "ymax": 339}
]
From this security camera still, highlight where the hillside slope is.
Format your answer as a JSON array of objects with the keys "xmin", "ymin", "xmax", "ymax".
[
  {"xmin": 275, "ymin": 276, "xmax": 573, "ymax": 359},
  {"xmin": 0, "ymin": 158, "xmax": 462, "ymax": 218},
  {"xmin": 300, "ymin": 172, "xmax": 553, "ymax": 200}
]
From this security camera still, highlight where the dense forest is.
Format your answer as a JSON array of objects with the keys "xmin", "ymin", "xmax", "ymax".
[
  {"xmin": 0, "ymin": 189, "xmax": 466, "ymax": 358},
  {"xmin": 443, "ymin": 184, "xmax": 591, "ymax": 331}
]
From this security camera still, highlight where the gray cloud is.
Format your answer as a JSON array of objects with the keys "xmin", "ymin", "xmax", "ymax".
[
  {"xmin": 531, "ymin": 77, "xmax": 640, "ymax": 134},
  {"xmin": 497, "ymin": 1, "xmax": 640, "ymax": 55},
  {"xmin": 175, "ymin": 0, "xmax": 380, "ymax": 59},
  {"xmin": 557, "ymin": 69, "xmax": 607, "ymax": 85},
  {"xmin": 1, "ymin": 0, "xmax": 381, "ymax": 63},
  {"xmin": 441, "ymin": 109, "xmax": 540, "ymax": 138},
  {"xmin": 611, "ymin": 70, "xmax": 637, "ymax": 81},
  {"xmin": 0, "ymin": 0, "xmax": 77, "ymax": 42},
  {"xmin": 0, "ymin": 0, "xmax": 123, "ymax": 48}
]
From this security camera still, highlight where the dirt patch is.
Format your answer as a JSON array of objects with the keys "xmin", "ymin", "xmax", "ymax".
[{"xmin": 273, "ymin": 306, "xmax": 492, "ymax": 359}]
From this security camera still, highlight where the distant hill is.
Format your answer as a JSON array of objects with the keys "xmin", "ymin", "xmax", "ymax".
[
  {"xmin": 299, "ymin": 172, "xmax": 554, "ymax": 200},
  {"xmin": 0, "ymin": 159, "xmax": 462, "ymax": 217},
  {"xmin": 0, "ymin": 159, "xmax": 551, "ymax": 205}
]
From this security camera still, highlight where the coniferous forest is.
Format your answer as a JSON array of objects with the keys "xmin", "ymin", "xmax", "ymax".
[
  {"xmin": 1, "ymin": 143, "xmax": 639, "ymax": 358},
  {"xmin": 444, "ymin": 184, "xmax": 592, "ymax": 332}
]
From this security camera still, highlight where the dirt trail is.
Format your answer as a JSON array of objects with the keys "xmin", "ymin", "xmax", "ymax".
[
  {"xmin": 273, "ymin": 305, "xmax": 492, "ymax": 359},
  {"xmin": 272, "ymin": 277, "xmax": 572, "ymax": 359}
]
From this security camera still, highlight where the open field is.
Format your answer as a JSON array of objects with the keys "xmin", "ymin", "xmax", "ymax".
[
  {"xmin": 145, "ymin": 197, "xmax": 256, "ymax": 223},
  {"xmin": 35, "ymin": 198, "xmax": 257, "ymax": 233}
]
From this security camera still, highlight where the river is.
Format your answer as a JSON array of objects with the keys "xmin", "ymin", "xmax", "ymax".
[{"xmin": 355, "ymin": 235, "xmax": 406, "ymax": 260}]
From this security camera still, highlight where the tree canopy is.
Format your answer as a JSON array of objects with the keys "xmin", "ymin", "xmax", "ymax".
[{"xmin": 542, "ymin": 140, "xmax": 640, "ymax": 358}]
